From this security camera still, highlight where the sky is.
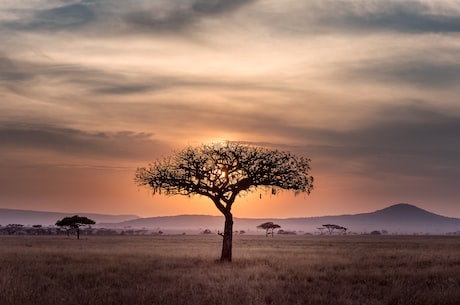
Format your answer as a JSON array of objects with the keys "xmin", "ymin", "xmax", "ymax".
[{"xmin": 1, "ymin": 0, "xmax": 459, "ymax": 219}]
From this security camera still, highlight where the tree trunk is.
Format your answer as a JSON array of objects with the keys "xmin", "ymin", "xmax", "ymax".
[
  {"xmin": 220, "ymin": 212, "xmax": 233, "ymax": 262},
  {"xmin": 76, "ymin": 228, "xmax": 80, "ymax": 240}
]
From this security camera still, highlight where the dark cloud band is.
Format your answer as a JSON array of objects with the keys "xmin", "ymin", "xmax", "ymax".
[{"xmin": 0, "ymin": 123, "xmax": 165, "ymax": 161}]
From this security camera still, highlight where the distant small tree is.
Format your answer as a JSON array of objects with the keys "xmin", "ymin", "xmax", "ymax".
[
  {"xmin": 6, "ymin": 224, "xmax": 24, "ymax": 235},
  {"xmin": 55, "ymin": 215, "xmax": 95, "ymax": 239},
  {"xmin": 322, "ymin": 224, "xmax": 347, "ymax": 235},
  {"xmin": 277, "ymin": 229, "xmax": 296, "ymax": 235},
  {"xmin": 257, "ymin": 222, "xmax": 281, "ymax": 237},
  {"xmin": 202, "ymin": 229, "xmax": 212, "ymax": 235},
  {"xmin": 136, "ymin": 142, "xmax": 314, "ymax": 262}
]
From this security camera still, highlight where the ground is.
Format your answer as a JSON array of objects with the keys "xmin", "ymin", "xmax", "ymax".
[{"xmin": 1, "ymin": 235, "xmax": 459, "ymax": 305}]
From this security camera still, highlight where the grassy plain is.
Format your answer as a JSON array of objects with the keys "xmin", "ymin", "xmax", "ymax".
[{"xmin": 0, "ymin": 235, "xmax": 459, "ymax": 305}]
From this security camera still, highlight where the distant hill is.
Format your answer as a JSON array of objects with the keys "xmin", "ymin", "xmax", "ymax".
[
  {"xmin": 99, "ymin": 203, "xmax": 460, "ymax": 235},
  {"xmin": 0, "ymin": 208, "xmax": 139, "ymax": 226},
  {"xmin": 282, "ymin": 203, "xmax": 460, "ymax": 234},
  {"xmin": 2, "ymin": 204, "xmax": 459, "ymax": 234}
]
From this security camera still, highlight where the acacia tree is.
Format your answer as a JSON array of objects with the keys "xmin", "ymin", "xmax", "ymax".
[
  {"xmin": 257, "ymin": 222, "xmax": 281, "ymax": 237},
  {"xmin": 55, "ymin": 215, "xmax": 95, "ymax": 239},
  {"xmin": 322, "ymin": 224, "xmax": 347, "ymax": 235},
  {"xmin": 135, "ymin": 142, "xmax": 313, "ymax": 262}
]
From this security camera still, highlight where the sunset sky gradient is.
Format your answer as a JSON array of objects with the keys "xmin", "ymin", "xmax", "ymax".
[{"xmin": 1, "ymin": 0, "xmax": 459, "ymax": 218}]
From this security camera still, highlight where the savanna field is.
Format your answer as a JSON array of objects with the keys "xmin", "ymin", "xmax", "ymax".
[{"xmin": 1, "ymin": 235, "xmax": 459, "ymax": 305}]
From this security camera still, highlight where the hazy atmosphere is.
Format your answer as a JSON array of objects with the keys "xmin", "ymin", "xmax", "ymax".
[{"xmin": 1, "ymin": 0, "xmax": 459, "ymax": 218}]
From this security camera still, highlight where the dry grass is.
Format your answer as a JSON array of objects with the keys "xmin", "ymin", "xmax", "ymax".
[{"xmin": 1, "ymin": 235, "xmax": 459, "ymax": 305}]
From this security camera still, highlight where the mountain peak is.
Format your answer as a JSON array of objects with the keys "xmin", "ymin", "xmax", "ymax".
[
  {"xmin": 372, "ymin": 203, "xmax": 445, "ymax": 221},
  {"xmin": 382, "ymin": 203, "xmax": 421, "ymax": 211}
]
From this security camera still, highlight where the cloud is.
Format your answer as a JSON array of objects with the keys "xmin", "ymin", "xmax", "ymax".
[
  {"xmin": 1, "ymin": 0, "xmax": 256, "ymax": 35},
  {"xmin": 0, "ymin": 52, "xmax": 309, "ymax": 101},
  {"xmin": 122, "ymin": 0, "xmax": 256, "ymax": 33},
  {"xmin": 36, "ymin": 3, "xmax": 95, "ymax": 28},
  {"xmin": 326, "ymin": 1, "xmax": 460, "ymax": 34},
  {"xmin": 304, "ymin": 105, "xmax": 460, "ymax": 180},
  {"xmin": 122, "ymin": 7, "xmax": 195, "ymax": 33},
  {"xmin": 0, "ymin": 122, "xmax": 169, "ymax": 162},
  {"xmin": 3, "ymin": 3, "xmax": 95, "ymax": 31},
  {"xmin": 236, "ymin": 102, "xmax": 460, "ymax": 184},
  {"xmin": 0, "ymin": 54, "xmax": 166, "ymax": 97},
  {"xmin": 2, "ymin": 0, "xmax": 460, "ymax": 40},
  {"xmin": 192, "ymin": 0, "xmax": 256, "ymax": 14},
  {"xmin": 337, "ymin": 51, "xmax": 460, "ymax": 88},
  {"xmin": 0, "ymin": 56, "xmax": 30, "ymax": 81},
  {"xmin": 258, "ymin": 0, "xmax": 460, "ymax": 35}
]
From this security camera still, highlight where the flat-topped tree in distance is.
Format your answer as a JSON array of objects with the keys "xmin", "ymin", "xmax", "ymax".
[
  {"xmin": 135, "ymin": 142, "xmax": 314, "ymax": 262},
  {"xmin": 322, "ymin": 224, "xmax": 347, "ymax": 235},
  {"xmin": 257, "ymin": 222, "xmax": 281, "ymax": 237},
  {"xmin": 55, "ymin": 215, "xmax": 95, "ymax": 239}
]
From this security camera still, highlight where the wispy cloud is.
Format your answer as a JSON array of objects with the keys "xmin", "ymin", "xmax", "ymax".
[
  {"xmin": 257, "ymin": 0, "xmax": 460, "ymax": 35},
  {"xmin": 1, "ymin": 0, "xmax": 257, "ymax": 36},
  {"xmin": 316, "ymin": 0, "xmax": 460, "ymax": 34},
  {"xmin": 3, "ymin": 0, "xmax": 460, "ymax": 38},
  {"xmin": 0, "ymin": 122, "xmax": 168, "ymax": 162},
  {"xmin": 2, "ymin": 2, "xmax": 95, "ymax": 32},
  {"xmin": 334, "ymin": 47, "xmax": 460, "ymax": 89},
  {"xmin": 313, "ymin": 105, "xmax": 460, "ymax": 165}
]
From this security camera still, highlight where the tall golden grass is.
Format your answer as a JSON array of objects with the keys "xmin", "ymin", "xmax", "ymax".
[{"xmin": 1, "ymin": 235, "xmax": 459, "ymax": 305}]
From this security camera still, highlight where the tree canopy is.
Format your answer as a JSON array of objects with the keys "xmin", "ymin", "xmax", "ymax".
[
  {"xmin": 257, "ymin": 221, "xmax": 281, "ymax": 237},
  {"xmin": 135, "ymin": 142, "xmax": 313, "ymax": 261},
  {"xmin": 136, "ymin": 142, "xmax": 313, "ymax": 205},
  {"xmin": 55, "ymin": 215, "xmax": 95, "ymax": 239},
  {"xmin": 322, "ymin": 224, "xmax": 347, "ymax": 235}
]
